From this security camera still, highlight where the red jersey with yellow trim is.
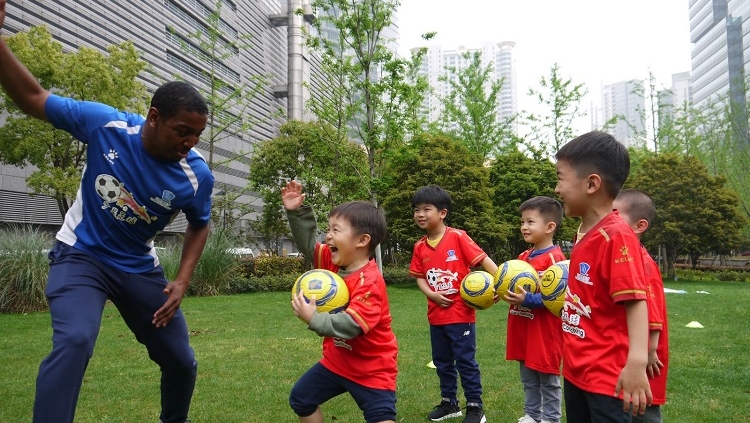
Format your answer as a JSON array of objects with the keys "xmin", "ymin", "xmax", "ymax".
[
  {"xmin": 409, "ymin": 227, "xmax": 488, "ymax": 325},
  {"xmin": 562, "ymin": 212, "xmax": 648, "ymax": 395},
  {"xmin": 314, "ymin": 243, "xmax": 398, "ymax": 390},
  {"xmin": 506, "ymin": 246, "xmax": 566, "ymax": 374},
  {"xmin": 642, "ymin": 247, "xmax": 668, "ymax": 405}
]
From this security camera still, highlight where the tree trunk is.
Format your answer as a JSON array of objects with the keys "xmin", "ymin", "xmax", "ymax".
[
  {"xmin": 665, "ymin": 245, "xmax": 677, "ymax": 280},
  {"xmin": 690, "ymin": 252, "xmax": 701, "ymax": 270}
]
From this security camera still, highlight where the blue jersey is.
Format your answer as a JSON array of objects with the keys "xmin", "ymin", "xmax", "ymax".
[{"xmin": 45, "ymin": 95, "xmax": 214, "ymax": 273}]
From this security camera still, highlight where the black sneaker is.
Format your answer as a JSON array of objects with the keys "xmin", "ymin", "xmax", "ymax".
[
  {"xmin": 427, "ymin": 399, "xmax": 462, "ymax": 421},
  {"xmin": 462, "ymin": 405, "xmax": 486, "ymax": 423}
]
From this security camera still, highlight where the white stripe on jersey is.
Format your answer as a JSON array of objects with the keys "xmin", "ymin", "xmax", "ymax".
[
  {"xmin": 103, "ymin": 120, "xmax": 141, "ymax": 135},
  {"xmin": 180, "ymin": 157, "xmax": 200, "ymax": 195},
  {"xmin": 56, "ymin": 165, "xmax": 86, "ymax": 246}
]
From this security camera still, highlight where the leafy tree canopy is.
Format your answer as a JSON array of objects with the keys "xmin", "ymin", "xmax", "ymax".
[{"xmin": 628, "ymin": 152, "xmax": 746, "ymax": 276}]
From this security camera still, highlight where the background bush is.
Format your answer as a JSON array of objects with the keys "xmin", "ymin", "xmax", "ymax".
[
  {"xmin": 0, "ymin": 227, "xmax": 53, "ymax": 313},
  {"xmin": 160, "ymin": 231, "xmax": 247, "ymax": 296}
]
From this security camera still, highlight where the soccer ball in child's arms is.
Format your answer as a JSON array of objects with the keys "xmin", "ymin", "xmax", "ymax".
[
  {"xmin": 494, "ymin": 259, "xmax": 539, "ymax": 298},
  {"xmin": 540, "ymin": 260, "xmax": 569, "ymax": 317},
  {"xmin": 291, "ymin": 269, "xmax": 349, "ymax": 314},
  {"xmin": 460, "ymin": 271, "xmax": 495, "ymax": 310}
]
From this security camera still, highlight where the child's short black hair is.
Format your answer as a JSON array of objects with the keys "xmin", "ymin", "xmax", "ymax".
[
  {"xmin": 330, "ymin": 201, "xmax": 387, "ymax": 255},
  {"xmin": 616, "ymin": 189, "xmax": 655, "ymax": 226},
  {"xmin": 555, "ymin": 131, "xmax": 630, "ymax": 199},
  {"xmin": 519, "ymin": 196, "xmax": 563, "ymax": 233},
  {"xmin": 411, "ymin": 185, "xmax": 452, "ymax": 216}
]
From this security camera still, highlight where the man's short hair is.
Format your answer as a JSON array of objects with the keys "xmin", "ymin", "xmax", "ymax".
[
  {"xmin": 616, "ymin": 189, "xmax": 655, "ymax": 225},
  {"xmin": 555, "ymin": 131, "xmax": 630, "ymax": 199},
  {"xmin": 519, "ymin": 196, "xmax": 563, "ymax": 231},
  {"xmin": 330, "ymin": 201, "xmax": 387, "ymax": 255},
  {"xmin": 150, "ymin": 81, "xmax": 208, "ymax": 120},
  {"xmin": 411, "ymin": 185, "xmax": 452, "ymax": 216}
]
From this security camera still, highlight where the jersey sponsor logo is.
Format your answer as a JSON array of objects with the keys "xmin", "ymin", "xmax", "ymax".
[
  {"xmin": 574, "ymin": 261, "xmax": 592, "ymax": 285},
  {"xmin": 333, "ymin": 337, "xmax": 353, "ymax": 350},
  {"xmin": 150, "ymin": 190, "xmax": 175, "ymax": 211},
  {"xmin": 103, "ymin": 148, "xmax": 119, "ymax": 165},
  {"xmin": 562, "ymin": 322, "xmax": 586, "ymax": 338},
  {"xmin": 509, "ymin": 305, "xmax": 534, "ymax": 320},
  {"xmin": 95, "ymin": 174, "xmax": 157, "ymax": 224},
  {"xmin": 426, "ymin": 268, "xmax": 459, "ymax": 294},
  {"xmin": 561, "ymin": 290, "xmax": 592, "ymax": 339},
  {"xmin": 614, "ymin": 245, "xmax": 634, "ymax": 264},
  {"xmin": 446, "ymin": 249, "xmax": 458, "ymax": 262},
  {"xmin": 356, "ymin": 291, "xmax": 373, "ymax": 306}
]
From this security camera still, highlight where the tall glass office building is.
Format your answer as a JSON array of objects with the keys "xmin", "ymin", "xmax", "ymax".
[{"xmin": 690, "ymin": 0, "xmax": 749, "ymax": 110}]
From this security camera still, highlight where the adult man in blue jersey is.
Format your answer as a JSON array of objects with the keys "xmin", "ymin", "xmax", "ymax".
[{"xmin": 0, "ymin": 2, "xmax": 213, "ymax": 422}]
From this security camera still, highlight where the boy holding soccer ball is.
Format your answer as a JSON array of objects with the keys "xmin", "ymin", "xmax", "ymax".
[
  {"xmin": 503, "ymin": 196, "xmax": 566, "ymax": 423},
  {"xmin": 282, "ymin": 181, "xmax": 398, "ymax": 423},
  {"xmin": 409, "ymin": 185, "xmax": 498, "ymax": 423},
  {"xmin": 554, "ymin": 131, "xmax": 652, "ymax": 422},
  {"xmin": 614, "ymin": 189, "xmax": 669, "ymax": 423}
]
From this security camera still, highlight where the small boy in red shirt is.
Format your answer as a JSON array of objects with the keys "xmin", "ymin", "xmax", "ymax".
[
  {"xmin": 614, "ymin": 189, "xmax": 669, "ymax": 423},
  {"xmin": 282, "ymin": 181, "xmax": 398, "ymax": 423},
  {"xmin": 504, "ymin": 196, "xmax": 566, "ymax": 423},
  {"xmin": 409, "ymin": 185, "xmax": 498, "ymax": 423},
  {"xmin": 555, "ymin": 131, "xmax": 652, "ymax": 422}
]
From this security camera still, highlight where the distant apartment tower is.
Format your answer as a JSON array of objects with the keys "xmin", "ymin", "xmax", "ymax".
[
  {"xmin": 415, "ymin": 41, "xmax": 517, "ymax": 131},
  {"xmin": 689, "ymin": 0, "xmax": 748, "ymax": 110},
  {"xmin": 658, "ymin": 72, "xmax": 693, "ymax": 146},
  {"xmin": 601, "ymin": 80, "xmax": 645, "ymax": 147}
]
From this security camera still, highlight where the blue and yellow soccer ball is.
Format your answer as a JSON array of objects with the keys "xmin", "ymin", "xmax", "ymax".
[
  {"xmin": 460, "ymin": 271, "xmax": 496, "ymax": 310},
  {"xmin": 291, "ymin": 269, "xmax": 349, "ymax": 314},
  {"xmin": 494, "ymin": 259, "xmax": 540, "ymax": 298},
  {"xmin": 540, "ymin": 260, "xmax": 570, "ymax": 317}
]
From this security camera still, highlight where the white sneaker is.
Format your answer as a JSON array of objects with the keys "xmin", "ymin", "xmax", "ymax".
[{"xmin": 517, "ymin": 415, "xmax": 537, "ymax": 423}]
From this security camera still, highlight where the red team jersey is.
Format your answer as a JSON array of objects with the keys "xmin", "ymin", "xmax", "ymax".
[
  {"xmin": 313, "ymin": 243, "xmax": 398, "ymax": 391},
  {"xmin": 562, "ymin": 212, "xmax": 648, "ymax": 396},
  {"xmin": 642, "ymin": 247, "xmax": 669, "ymax": 405},
  {"xmin": 409, "ymin": 227, "xmax": 488, "ymax": 325},
  {"xmin": 506, "ymin": 246, "xmax": 566, "ymax": 374}
]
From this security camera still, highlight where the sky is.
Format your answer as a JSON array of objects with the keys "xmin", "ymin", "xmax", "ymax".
[{"xmin": 396, "ymin": 0, "xmax": 693, "ymax": 133}]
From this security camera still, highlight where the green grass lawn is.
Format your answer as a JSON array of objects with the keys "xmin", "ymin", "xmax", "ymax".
[{"xmin": 1, "ymin": 279, "xmax": 749, "ymax": 422}]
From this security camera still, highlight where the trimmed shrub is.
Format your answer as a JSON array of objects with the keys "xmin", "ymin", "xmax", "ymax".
[
  {"xmin": 382, "ymin": 266, "xmax": 412, "ymax": 285},
  {"xmin": 251, "ymin": 256, "xmax": 304, "ymax": 278}
]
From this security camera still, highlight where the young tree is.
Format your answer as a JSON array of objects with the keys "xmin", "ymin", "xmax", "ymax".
[
  {"xmin": 307, "ymin": 0, "xmax": 430, "ymax": 267},
  {"xmin": 170, "ymin": 0, "xmax": 267, "ymax": 170},
  {"xmin": 523, "ymin": 63, "xmax": 587, "ymax": 157},
  {"xmin": 169, "ymin": 0, "xmax": 271, "ymax": 231},
  {"xmin": 628, "ymin": 153, "xmax": 746, "ymax": 277},
  {"xmin": 0, "ymin": 26, "xmax": 148, "ymax": 219},
  {"xmin": 439, "ymin": 51, "xmax": 515, "ymax": 162}
]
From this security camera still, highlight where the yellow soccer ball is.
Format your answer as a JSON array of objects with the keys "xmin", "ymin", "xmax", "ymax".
[
  {"xmin": 494, "ymin": 259, "xmax": 540, "ymax": 298},
  {"xmin": 460, "ymin": 271, "xmax": 496, "ymax": 310},
  {"xmin": 291, "ymin": 269, "xmax": 349, "ymax": 313},
  {"xmin": 540, "ymin": 260, "xmax": 570, "ymax": 317}
]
